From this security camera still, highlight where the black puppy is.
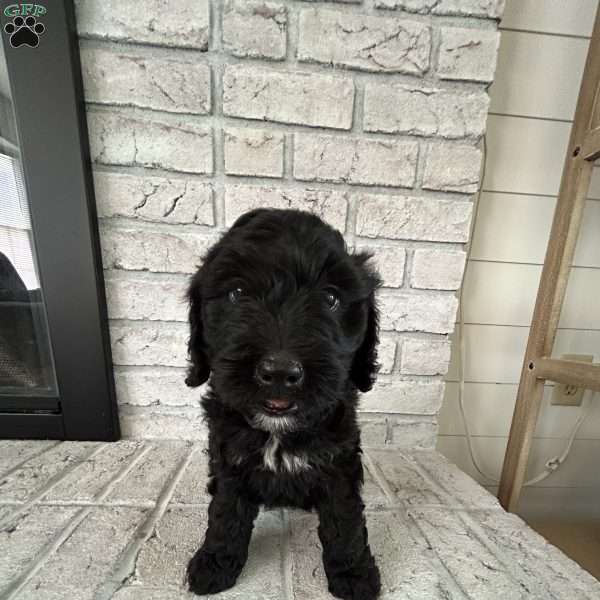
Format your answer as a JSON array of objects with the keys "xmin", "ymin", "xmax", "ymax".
[{"xmin": 185, "ymin": 208, "xmax": 382, "ymax": 600}]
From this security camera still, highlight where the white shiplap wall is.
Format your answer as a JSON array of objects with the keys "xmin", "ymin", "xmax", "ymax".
[{"xmin": 437, "ymin": 0, "xmax": 600, "ymax": 519}]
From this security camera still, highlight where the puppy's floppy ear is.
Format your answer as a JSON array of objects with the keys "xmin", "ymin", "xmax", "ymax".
[
  {"xmin": 350, "ymin": 254, "xmax": 381, "ymax": 392},
  {"xmin": 185, "ymin": 208, "xmax": 264, "ymax": 387},
  {"xmin": 185, "ymin": 268, "xmax": 210, "ymax": 387}
]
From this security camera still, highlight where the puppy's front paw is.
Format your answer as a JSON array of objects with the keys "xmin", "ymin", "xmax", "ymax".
[
  {"xmin": 187, "ymin": 548, "xmax": 241, "ymax": 595},
  {"xmin": 327, "ymin": 559, "xmax": 381, "ymax": 600}
]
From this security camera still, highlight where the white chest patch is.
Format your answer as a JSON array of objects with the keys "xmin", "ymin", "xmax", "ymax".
[
  {"xmin": 263, "ymin": 434, "xmax": 281, "ymax": 472},
  {"xmin": 262, "ymin": 434, "xmax": 311, "ymax": 474}
]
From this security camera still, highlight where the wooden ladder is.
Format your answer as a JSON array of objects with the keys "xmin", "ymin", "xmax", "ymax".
[{"xmin": 497, "ymin": 5, "xmax": 600, "ymax": 513}]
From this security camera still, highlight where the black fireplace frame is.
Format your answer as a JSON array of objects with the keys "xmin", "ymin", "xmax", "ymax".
[{"xmin": 0, "ymin": 0, "xmax": 119, "ymax": 440}]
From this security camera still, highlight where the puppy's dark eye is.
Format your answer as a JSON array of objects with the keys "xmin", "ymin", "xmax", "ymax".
[
  {"xmin": 325, "ymin": 290, "xmax": 340, "ymax": 311},
  {"xmin": 228, "ymin": 288, "xmax": 243, "ymax": 304}
]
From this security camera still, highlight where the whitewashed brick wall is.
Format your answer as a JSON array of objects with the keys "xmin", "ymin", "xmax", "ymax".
[{"xmin": 75, "ymin": 0, "xmax": 503, "ymax": 445}]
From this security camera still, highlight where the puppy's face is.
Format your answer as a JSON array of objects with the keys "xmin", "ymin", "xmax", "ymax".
[{"xmin": 186, "ymin": 209, "xmax": 380, "ymax": 433}]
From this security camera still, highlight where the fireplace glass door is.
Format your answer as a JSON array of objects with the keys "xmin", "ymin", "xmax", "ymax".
[
  {"xmin": 0, "ymin": 0, "xmax": 119, "ymax": 440},
  {"xmin": 0, "ymin": 45, "xmax": 57, "ymax": 396}
]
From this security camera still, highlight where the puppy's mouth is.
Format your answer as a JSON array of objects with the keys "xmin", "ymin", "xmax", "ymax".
[{"xmin": 262, "ymin": 398, "xmax": 298, "ymax": 416}]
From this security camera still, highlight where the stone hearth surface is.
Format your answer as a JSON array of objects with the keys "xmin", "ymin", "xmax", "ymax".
[{"xmin": 0, "ymin": 440, "xmax": 598, "ymax": 599}]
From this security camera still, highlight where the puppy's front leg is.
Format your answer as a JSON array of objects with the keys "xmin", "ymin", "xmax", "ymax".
[
  {"xmin": 317, "ymin": 474, "xmax": 381, "ymax": 600},
  {"xmin": 187, "ymin": 478, "xmax": 259, "ymax": 595}
]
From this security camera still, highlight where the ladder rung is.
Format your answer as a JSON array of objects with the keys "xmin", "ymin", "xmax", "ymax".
[
  {"xmin": 532, "ymin": 357, "xmax": 600, "ymax": 392},
  {"xmin": 583, "ymin": 126, "xmax": 600, "ymax": 161}
]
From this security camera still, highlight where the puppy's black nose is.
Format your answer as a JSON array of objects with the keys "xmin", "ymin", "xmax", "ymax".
[{"xmin": 256, "ymin": 355, "xmax": 304, "ymax": 388}]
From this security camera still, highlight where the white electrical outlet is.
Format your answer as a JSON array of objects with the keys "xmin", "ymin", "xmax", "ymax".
[{"xmin": 550, "ymin": 354, "xmax": 594, "ymax": 406}]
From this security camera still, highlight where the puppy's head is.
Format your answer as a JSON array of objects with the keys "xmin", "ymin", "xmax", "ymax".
[{"xmin": 186, "ymin": 209, "xmax": 380, "ymax": 433}]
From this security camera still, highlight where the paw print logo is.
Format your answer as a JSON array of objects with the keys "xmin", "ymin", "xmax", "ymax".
[{"xmin": 4, "ymin": 16, "xmax": 45, "ymax": 48}]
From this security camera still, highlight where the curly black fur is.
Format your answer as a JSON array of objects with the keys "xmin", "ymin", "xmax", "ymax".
[{"xmin": 185, "ymin": 209, "xmax": 382, "ymax": 600}]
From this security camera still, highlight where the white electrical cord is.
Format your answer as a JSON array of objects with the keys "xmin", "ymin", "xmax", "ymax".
[{"xmin": 456, "ymin": 135, "xmax": 592, "ymax": 486}]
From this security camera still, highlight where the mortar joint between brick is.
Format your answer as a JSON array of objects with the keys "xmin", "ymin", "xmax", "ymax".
[
  {"xmin": 375, "ymin": 371, "xmax": 445, "ymax": 384},
  {"xmin": 429, "ymin": 19, "xmax": 443, "ymax": 79},
  {"xmin": 386, "ymin": 339, "xmax": 399, "ymax": 370},
  {"xmin": 292, "ymin": 0, "xmax": 466, "ymax": 26},
  {"xmin": 413, "ymin": 141, "xmax": 427, "ymax": 190},
  {"xmin": 384, "ymin": 419, "xmax": 394, "ymax": 444},
  {"xmin": 280, "ymin": 509, "xmax": 295, "ymax": 600},
  {"xmin": 351, "ymin": 78, "xmax": 364, "ymax": 135},
  {"xmin": 213, "ymin": 117, "xmax": 227, "ymax": 226},
  {"xmin": 286, "ymin": 1, "xmax": 299, "ymax": 63},
  {"xmin": 209, "ymin": 0, "xmax": 224, "ymax": 54},
  {"xmin": 212, "ymin": 65, "xmax": 224, "ymax": 121},
  {"xmin": 401, "ymin": 331, "xmax": 452, "ymax": 341},
  {"xmin": 100, "ymin": 215, "xmax": 222, "ymax": 236},
  {"xmin": 402, "ymin": 248, "xmax": 416, "ymax": 290},
  {"xmin": 85, "ymin": 100, "xmax": 212, "ymax": 120},
  {"xmin": 398, "ymin": 250, "xmax": 408, "ymax": 288},
  {"xmin": 213, "ymin": 186, "xmax": 226, "ymax": 228},
  {"xmin": 279, "ymin": 132, "xmax": 289, "ymax": 182},
  {"xmin": 391, "ymin": 338, "xmax": 402, "ymax": 374},
  {"xmin": 76, "ymin": 33, "xmax": 210, "ymax": 52},
  {"xmin": 345, "ymin": 193, "xmax": 358, "ymax": 243}
]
